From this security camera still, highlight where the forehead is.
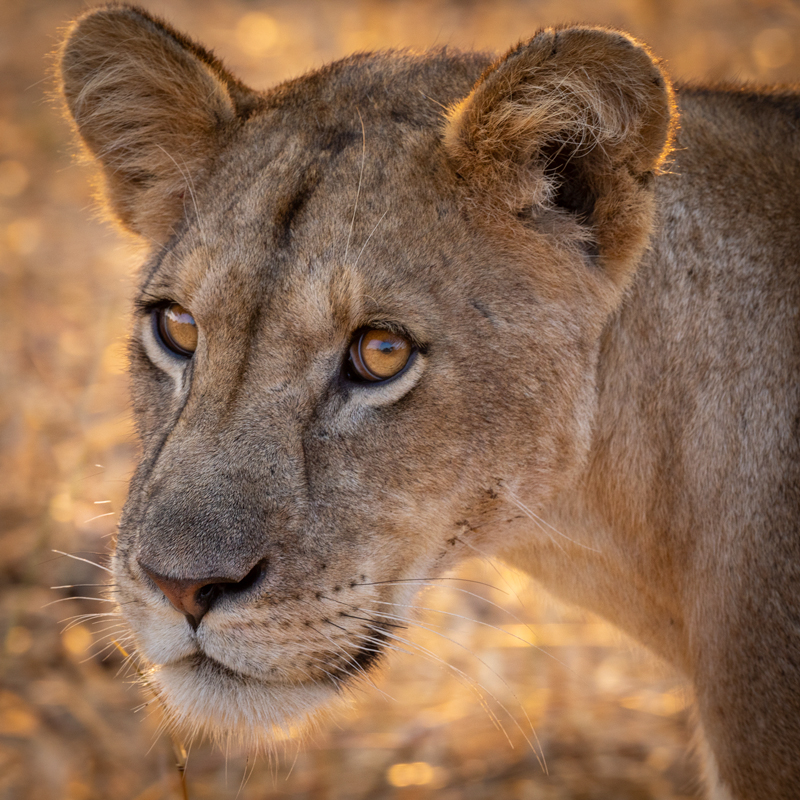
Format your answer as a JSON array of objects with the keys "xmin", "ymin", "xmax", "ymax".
[{"xmin": 142, "ymin": 51, "xmax": 488, "ymax": 332}]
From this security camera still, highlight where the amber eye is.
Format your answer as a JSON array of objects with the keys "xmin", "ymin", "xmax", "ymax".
[
  {"xmin": 154, "ymin": 303, "xmax": 197, "ymax": 358},
  {"xmin": 348, "ymin": 328, "xmax": 413, "ymax": 382}
]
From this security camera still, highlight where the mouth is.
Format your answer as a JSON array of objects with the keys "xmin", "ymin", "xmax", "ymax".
[
  {"xmin": 144, "ymin": 621, "xmax": 394, "ymax": 745},
  {"xmin": 151, "ymin": 654, "xmax": 336, "ymax": 745},
  {"xmin": 185, "ymin": 618, "xmax": 393, "ymax": 684}
]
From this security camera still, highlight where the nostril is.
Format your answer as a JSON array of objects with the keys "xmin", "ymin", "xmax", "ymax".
[
  {"xmin": 196, "ymin": 582, "xmax": 219, "ymax": 602},
  {"xmin": 138, "ymin": 558, "xmax": 268, "ymax": 629},
  {"xmin": 195, "ymin": 581, "xmax": 222, "ymax": 609}
]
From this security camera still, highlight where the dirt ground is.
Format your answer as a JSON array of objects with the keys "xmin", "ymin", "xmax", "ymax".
[{"xmin": 1, "ymin": 0, "xmax": 798, "ymax": 798}]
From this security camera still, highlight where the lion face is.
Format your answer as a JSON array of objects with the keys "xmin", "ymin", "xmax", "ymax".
[{"xmin": 60, "ymin": 8, "xmax": 672, "ymax": 742}]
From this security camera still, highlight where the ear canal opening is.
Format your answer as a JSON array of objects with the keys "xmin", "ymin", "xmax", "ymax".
[
  {"xmin": 541, "ymin": 142, "xmax": 597, "ymax": 225},
  {"xmin": 536, "ymin": 143, "xmax": 602, "ymax": 260}
]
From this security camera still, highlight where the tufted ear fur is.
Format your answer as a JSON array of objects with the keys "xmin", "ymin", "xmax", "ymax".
[
  {"xmin": 444, "ymin": 27, "xmax": 676, "ymax": 284},
  {"xmin": 59, "ymin": 5, "xmax": 260, "ymax": 243}
]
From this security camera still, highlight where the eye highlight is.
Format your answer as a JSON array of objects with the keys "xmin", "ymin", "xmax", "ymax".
[
  {"xmin": 348, "ymin": 328, "xmax": 413, "ymax": 382},
  {"xmin": 154, "ymin": 303, "xmax": 197, "ymax": 358}
]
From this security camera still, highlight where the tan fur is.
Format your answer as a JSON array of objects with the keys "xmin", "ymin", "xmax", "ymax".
[
  {"xmin": 59, "ymin": 6, "xmax": 259, "ymax": 241},
  {"xmin": 59, "ymin": 7, "xmax": 800, "ymax": 799}
]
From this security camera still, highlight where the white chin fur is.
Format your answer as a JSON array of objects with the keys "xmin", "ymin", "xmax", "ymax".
[{"xmin": 153, "ymin": 658, "xmax": 338, "ymax": 748}]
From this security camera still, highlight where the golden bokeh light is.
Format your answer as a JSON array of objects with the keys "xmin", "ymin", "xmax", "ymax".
[
  {"xmin": 5, "ymin": 217, "xmax": 41, "ymax": 256},
  {"xmin": 62, "ymin": 625, "xmax": 94, "ymax": 658},
  {"xmin": 386, "ymin": 761, "xmax": 436, "ymax": 787},
  {"xmin": 236, "ymin": 12, "xmax": 280, "ymax": 59},
  {"xmin": 752, "ymin": 27, "xmax": 793, "ymax": 71},
  {"xmin": 102, "ymin": 340, "xmax": 129, "ymax": 375},
  {"xmin": 5, "ymin": 626, "xmax": 33, "ymax": 656},
  {"xmin": 0, "ymin": 691, "xmax": 39, "ymax": 737},
  {"xmin": 0, "ymin": 159, "xmax": 29, "ymax": 197},
  {"xmin": 49, "ymin": 490, "xmax": 74, "ymax": 524}
]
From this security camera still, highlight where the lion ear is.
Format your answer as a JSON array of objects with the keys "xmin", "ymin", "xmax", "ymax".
[
  {"xmin": 444, "ymin": 28, "xmax": 675, "ymax": 283},
  {"xmin": 59, "ymin": 6, "xmax": 259, "ymax": 243}
]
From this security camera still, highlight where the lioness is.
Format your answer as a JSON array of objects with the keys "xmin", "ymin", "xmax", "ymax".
[{"xmin": 59, "ymin": 6, "xmax": 800, "ymax": 798}]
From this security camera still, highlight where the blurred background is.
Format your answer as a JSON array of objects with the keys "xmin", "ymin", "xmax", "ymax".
[{"xmin": 1, "ymin": 0, "xmax": 799, "ymax": 798}]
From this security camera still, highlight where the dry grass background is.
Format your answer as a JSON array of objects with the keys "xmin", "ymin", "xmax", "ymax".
[{"xmin": 1, "ymin": 0, "xmax": 799, "ymax": 798}]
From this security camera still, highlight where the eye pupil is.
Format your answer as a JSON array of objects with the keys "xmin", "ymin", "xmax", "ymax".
[
  {"xmin": 156, "ymin": 303, "xmax": 197, "ymax": 357},
  {"xmin": 348, "ymin": 328, "xmax": 412, "ymax": 382}
]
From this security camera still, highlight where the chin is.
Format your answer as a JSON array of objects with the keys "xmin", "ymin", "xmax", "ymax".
[{"xmin": 150, "ymin": 656, "xmax": 340, "ymax": 748}]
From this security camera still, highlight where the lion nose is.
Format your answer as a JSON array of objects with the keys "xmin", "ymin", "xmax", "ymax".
[{"xmin": 138, "ymin": 559, "xmax": 267, "ymax": 629}]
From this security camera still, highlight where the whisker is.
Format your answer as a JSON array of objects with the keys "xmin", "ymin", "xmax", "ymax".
[
  {"xmin": 373, "ymin": 607, "xmax": 534, "ymax": 700},
  {"xmin": 43, "ymin": 595, "xmax": 116, "ymax": 607},
  {"xmin": 354, "ymin": 627, "xmax": 518, "ymax": 749},
  {"xmin": 366, "ymin": 625, "xmax": 544, "ymax": 768},
  {"xmin": 367, "ymin": 598, "xmax": 535, "ymax": 645},
  {"xmin": 455, "ymin": 537, "xmax": 528, "ymax": 598},
  {"xmin": 154, "ymin": 142, "xmax": 207, "ymax": 251},
  {"xmin": 284, "ymin": 745, "xmax": 302, "ymax": 782},
  {"xmin": 235, "ymin": 754, "xmax": 257, "ymax": 800},
  {"xmin": 354, "ymin": 576, "xmax": 507, "ymax": 593},
  {"xmin": 80, "ymin": 628, "xmax": 130, "ymax": 663},
  {"xmin": 351, "ymin": 605, "xmax": 547, "ymax": 767},
  {"xmin": 51, "ymin": 583, "xmax": 115, "ymax": 590},
  {"xmin": 51, "ymin": 550, "xmax": 112, "ymax": 574},
  {"xmin": 354, "ymin": 580, "xmax": 515, "ymax": 625},
  {"xmin": 90, "ymin": 634, "xmax": 135, "ymax": 663},
  {"xmin": 308, "ymin": 624, "xmax": 394, "ymax": 701},
  {"xmin": 85, "ymin": 621, "xmax": 128, "ymax": 637},
  {"xmin": 60, "ymin": 610, "xmax": 120, "ymax": 624},
  {"xmin": 503, "ymin": 485, "xmax": 600, "ymax": 553},
  {"xmin": 351, "ymin": 629, "xmax": 418, "ymax": 660},
  {"xmin": 364, "ymin": 596, "xmax": 571, "ymax": 672},
  {"xmin": 352, "ymin": 207, "xmax": 389, "ymax": 269},
  {"xmin": 83, "ymin": 511, "xmax": 115, "ymax": 524},
  {"xmin": 60, "ymin": 614, "xmax": 121, "ymax": 633},
  {"xmin": 343, "ymin": 107, "xmax": 366, "ymax": 264},
  {"xmin": 337, "ymin": 610, "xmax": 406, "ymax": 630}
]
